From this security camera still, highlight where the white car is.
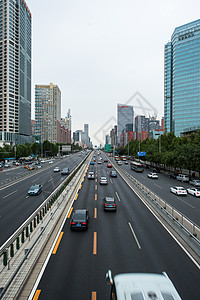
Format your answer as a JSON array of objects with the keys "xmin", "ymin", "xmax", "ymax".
[
  {"xmin": 187, "ymin": 187, "xmax": 200, "ymax": 197},
  {"xmin": 117, "ymin": 161, "xmax": 122, "ymax": 165},
  {"xmin": 49, "ymin": 161, "xmax": 53, "ymax": 164},
  {"xmin": 54, "ymin": 167, "xmax": 60, "ymax": 172},
  {"xmin": 147, "ymin": 172, "xmax": 158, "ymax": 179},
  {"xmin": 100, "ymin": 177, "xmax": 108, "ymax": 185},
  {"xmin": 170, "ymin": 186, "xmax": 187, "ymax": 196},
  {"xmin": 88, "ymin": 171, "xmax": 95, "ymax": 179},
  {"xmin": 98, "ymin": 160, "xmax": 102, "ymax": 164}
]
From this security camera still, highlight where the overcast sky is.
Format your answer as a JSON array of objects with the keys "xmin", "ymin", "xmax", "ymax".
[{"xmin": 26, "ymin": 0, "xmax": 200, "ymax": 146}]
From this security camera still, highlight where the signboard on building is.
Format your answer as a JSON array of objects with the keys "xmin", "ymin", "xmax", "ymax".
[
  {"xmin": 62, "ymin": 145, "xmax": 71, "ymax": 152},
  {"xmin": 137, "ymin": 152, "xmax": 146, "ymax": 157},
  {"xmin": 105, "ymin": 144, "xmax": 111, "ymax": 152}
]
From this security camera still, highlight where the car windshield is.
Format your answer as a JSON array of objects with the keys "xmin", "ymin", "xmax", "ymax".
[
  {"xmin": 30, "ymin": 185, "xmax": 39, "ymax": 191},
  {"xmin": 101, "ymin": 177, "xmax": 106, "ymax": 180},
  {"xmin": 89, "ymin": 172, "xmax": 94, "ymax": 175},
  {"xmin": 179, "ymin": 188, "xmax": 185, "ymax": 190}
]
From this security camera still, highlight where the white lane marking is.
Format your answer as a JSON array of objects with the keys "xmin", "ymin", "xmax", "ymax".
[
  {"xmin": 177, "ymin": 197, "xmax": 195, "ymax": 208},
  {"xmin": 121, "ymin": 173, "xmax": 200, "ymax": 270},
  {"xmin": 32, "ymin": 178, "xmax": 39, "ymax": 183},
  {"xmin": 110, "ymin": 178, "xmax": 113, "ymax": 184},
  {"xmin": 48, "ymin": 178, "xmax": 53, "ymax": 182},
  {"xmin": 3, "ymin": 190, "xmax": 18, "ymax": 199},
  {"xmin": 128, "ymin": 222, "xmax": 141, "ymax": 249},
  {"xmin": 115, "ymin": 192, "xmax": 121, "ymax": 202},
  {"xmin": 154, "ymin": 183, "xmax": 162, "ymax": 189}
]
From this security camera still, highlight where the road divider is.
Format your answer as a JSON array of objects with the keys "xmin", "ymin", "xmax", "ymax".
[{"xmin": 0, "ymin": 151, "xmax": 93, "ymax": 300}]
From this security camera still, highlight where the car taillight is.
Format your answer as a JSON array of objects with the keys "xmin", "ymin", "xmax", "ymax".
[
  {"xmin": 197, "ymin": 192, "xmax": 199, "ymax": 194},
  {"xmin": 113, "ymin": 203, "xmax": 116, "ymax": 206},
  {"xmin": 71, "ymin": 222, "xmax": 76, "ymax": 225},
  {"xmin": 82, "ymin": 222, "xmax": 87, "ymax": 225},
  {"xmin": 104, "ymin": 203, "xmax": 108, "ymax": 206}
]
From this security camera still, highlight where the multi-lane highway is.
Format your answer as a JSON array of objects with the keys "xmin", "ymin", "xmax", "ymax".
[
  {"xmin": 111, "ymin": 157, "xmax": 200, "ymax": 227},
  {"xmin": 0, "ymin": 152, "xmax": 87, "ymax": 246},
  {"xmin": 30, "ymin": 152, "xmax": 200, "ymax": 300}
]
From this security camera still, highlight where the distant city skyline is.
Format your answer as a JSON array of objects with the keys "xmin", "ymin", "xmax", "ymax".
[{"xmin": 25, "ymin": 1, "xmax": 200, "ymax": 145}]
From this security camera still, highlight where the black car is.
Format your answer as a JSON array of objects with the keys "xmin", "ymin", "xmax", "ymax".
[
  {"xmin": 70, "ymin": 209, "xmax": 90, "ymax": 230},
  {"xmin": 103, "ymin": 197, "xmax": 117, "ymax": 211},
  {"xmin": 110, "ymin": 171, "xmax": 117, "ymax": 178},
  {"xmin": 61, "ymin": 168, "xmax": 70, "ymax": 175},
  {"xmin": 28, "ymin": 184, "xmax": 43, "ymax": 196}
]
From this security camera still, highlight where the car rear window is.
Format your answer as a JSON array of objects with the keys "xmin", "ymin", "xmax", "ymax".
[
  {"xmin": 73, "ymin": 212, "xmax": 86, "ymax": 222},
  {"xmin": 105, "ymin": 198, "xmax": 114, "ymax": 202}
]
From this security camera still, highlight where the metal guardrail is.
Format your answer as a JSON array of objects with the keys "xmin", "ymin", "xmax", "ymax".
[
  {"xmin": 108, "ymin": 156, "xmax": 200, "ymax": 248},
  {"xmin": 0, "ymin": 153, "xmax": 90, "ymax": 263}
]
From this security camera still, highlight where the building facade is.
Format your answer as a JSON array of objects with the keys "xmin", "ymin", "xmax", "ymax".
[
  {"xmin": 135, "ymin": 115, "xmax": 149, "ymax": 141},
  {"xmin": 0, "ymin": 0, "xmax": 32, "ymax": 145},
  {"xmin": 164, "ymin": 19, "xmax": 200, "ymax": 136},
  {"xmin": 117, "ymin": 104, "xmax": 134, "ymax": 146},
  {"xmin": 35, "ymin": 83, "xmax": 61, "ymax": 143}
]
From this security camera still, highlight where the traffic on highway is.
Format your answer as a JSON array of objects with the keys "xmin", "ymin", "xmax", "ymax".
[{"xmin": 26, "ymin": 151, "xmax": 200, "ymax": 299}]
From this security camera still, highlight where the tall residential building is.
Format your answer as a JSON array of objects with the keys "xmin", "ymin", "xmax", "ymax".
[
  {"xmin": 117, "ymin": 104, "xmax": 134, "ymax": 146},
  {"xmin": 164, "ymin": 19, "xmax": 200, "ymax": 136},
  {"xmin": 35, "ymin": 83, "xmax": 61, "ymax": 143},
  {"xmin": 0, "ymin": 0, "xmax": 32, "ymax": 145}
]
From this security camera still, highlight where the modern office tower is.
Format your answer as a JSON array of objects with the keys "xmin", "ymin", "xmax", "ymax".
[
  {"xmin": 117, "ymin": 104, "xmax": 134, "ymax": 146},
  {"xmin": 164, "ymin": 19, "xmax": 200, "ymax": 136},
  {"xmin": 135, "ymin": 115, "xmax": 149, "ymax": 141},
  {"xmin": 0, "ymin": 0, "xmax": 32, "ymax": 145},
  {"xmin": 35, "ymin": 83, "xmax": 61, "ymax": 143},
  {"xmin": 84, "ymin": 124, "xmax": 89, "ymax": 137}
]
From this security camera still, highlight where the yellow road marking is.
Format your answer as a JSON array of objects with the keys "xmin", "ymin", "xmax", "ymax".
[
  {"xmin": 95, "ymin": 194, "xmax": 97, "ymax": 201},
  {"xmin": 93, "ymin": 232, "xmax": 97, "ymax": 255},
  {"xmin": 94, "ymin": 208, "xmax": 97, "ymax": 218},
  {"xmin": 95, "ymin": 185, "xmax": 97, "ymax": 190},
  {"xmin": 82, "ymin": 178, "xmax": 84, "ymax": 182},
  {"xmin": 79, "ymin": 184, "xmax": 82, "ymax": 190},
  {"xmin": 92, "ymin": 291, "xmax": 96, "ymax": 300},
  {"xmin": 67, "ymin": 207, "xmax": 73, "ymax": 218},
  {"xmin": 95, "ymin": 179, "xmax": 97, "ymax": 183},
  {"xmin": 75, "ymin": 194, "xmax": 78, "ymax": 200},
  {"xmin": 52, "ymin": 232, "xmax": 64, "ymax": 254},
  {"xmin": 33, "ymin": 290, "xmax": 41, "ymax": 300}
]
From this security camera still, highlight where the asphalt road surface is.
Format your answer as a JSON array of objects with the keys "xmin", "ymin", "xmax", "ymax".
[{"xmin": 30, "ymin": 153, "xmax": 200, "ymax": 300}]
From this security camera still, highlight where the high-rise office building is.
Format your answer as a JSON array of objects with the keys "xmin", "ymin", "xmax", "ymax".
[
  {"xmin": 164, "ymin": 19, "xmax": 200, "ymax": 136},
  {"xmin": 0, "ymin": 0, "xmax": 32, "ymax": 145},
  {"xmin": 117, "ymin": 104, "xmax": 134, "ymax": 146},
  {"xmin": 135, "ymin": 115, "xmax": 149, "ymax": 141},
  {"xmin": 35, "ymin": 83, "xmax": 61, "ymax": 143}
]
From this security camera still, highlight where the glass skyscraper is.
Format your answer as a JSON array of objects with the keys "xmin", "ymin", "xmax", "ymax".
[
  {"xmin": 164, "ymin": 19, "xmax": 200, "ymax": 136},
  {"xmin": 117, "ymin": 104, "xmax": 134, "ymax": 146},
  {"xmin": 0, "ymin": 0, "xmax": 32, "ymax": 145}
]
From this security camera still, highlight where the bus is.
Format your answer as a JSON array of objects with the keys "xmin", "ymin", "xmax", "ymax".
[
  {"xmin": 121, "ymin": 155, "xmax": 127, "ymax": 161},
  {"xmin": 130, "ymin": 161, "xmax": 144, "ymax": 172},
  {"xmin": 114, "ymin": 156, "xmax": 120, "ymax": 161}
]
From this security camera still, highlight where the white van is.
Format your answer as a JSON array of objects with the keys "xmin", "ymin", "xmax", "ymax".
[{"xmin": 176, "ymin": 174, "xmax": 189, "ymax": 182}]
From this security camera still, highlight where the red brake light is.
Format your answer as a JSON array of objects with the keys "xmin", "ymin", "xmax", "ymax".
[
  {"xmin": 113, "ymin": 203, "xmax": 116, "ymax": 206},
  {"xmin": 104, "ymin": 203, "xmax": 108, "ymax": 206},
  {"xmin": 71, "ymin": 222, "xmax": 76, "ymax": 225},
  {"xmin": 82, "ymin": 222, "xmax": 87, "ymax": 225}
]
